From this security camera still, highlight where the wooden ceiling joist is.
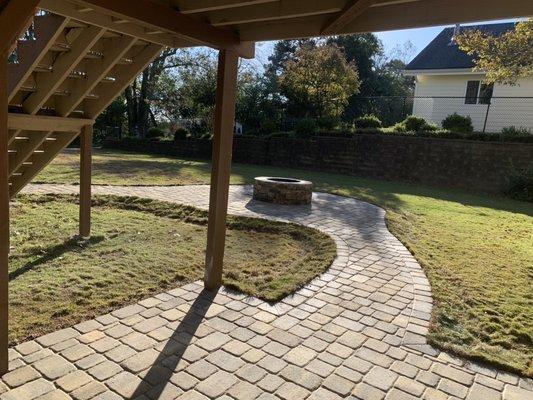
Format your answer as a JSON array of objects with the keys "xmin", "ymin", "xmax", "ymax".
[
  {"xmin": 66, "ymin": 0, "xmax": 255, "ymax": 57},
  {"xmin": 237, "ymin": 0, "xmax": 532, "ymax": 41},
  {"xmin": 176, "ymin": 0, "xmax": 277, "ymax": 14},
  {"xmin": 40, "ymin": 0, "xmax": 194, "ymax": 49},
  {"xmin": 208, "ymin": 0, "xmax": 346, "ymax": 27},
  {"xmin": 322, "ymin": 0, "xmax": 376, "ymax": 35},
  {"xmin": 340, "ymin": 0, "xmax": 533, "ymax": 34}
]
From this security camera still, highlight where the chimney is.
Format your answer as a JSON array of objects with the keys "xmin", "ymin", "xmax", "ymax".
[{"xmin": 449, "ymin": 23, "xmax": 461, "ymax": 46}]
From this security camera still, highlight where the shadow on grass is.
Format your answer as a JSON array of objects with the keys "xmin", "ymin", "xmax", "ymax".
[
  {"xmin": 130, "ymin": 289, "xmax": 216, "ymax": 399},
  {"xmin": 9, "ymin": 235, "xmax": 105, "ymax": 280}
]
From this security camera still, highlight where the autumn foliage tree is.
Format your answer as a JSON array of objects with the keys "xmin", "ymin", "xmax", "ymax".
[
  {"xmin": 279, "ymin": 44, "xmax": 360, "ymax": 119},
  {"xmin": 455, "ymin": 19, "xmax": 533, "ymax": 85}
]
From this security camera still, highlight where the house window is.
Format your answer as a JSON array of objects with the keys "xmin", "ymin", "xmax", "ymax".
[
  {"xmin": 478, "ymin": 83, "xmax": 494, "ymax": 104},
  {"xmin": 465, "ymin": 81, "xmax": 480, "ymax": 104},
  {"xmin": 465, "ymin": 80, "xmax": 494, "ymax": 104}
]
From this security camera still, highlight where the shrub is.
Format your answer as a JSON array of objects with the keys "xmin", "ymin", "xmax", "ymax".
[
  {"xmin": 294, "ymin": 118, "xmax": 318, "ymax": 138},
  {"xmin": 391, "ymin": 122, "xmax": 409, "ymax": 134},
  {"xmin": 506, "ymin": 169, "xmax": 533, "ymax": 202},
  {"xmin": 442, "ymin": 113, "xmax": 474, "ymax": 134},
  {"xmin": 317, "ymin": 116, "xmax": 339, "ymax": 130},
  {"xmin": 353, "ymin": 114, "xmax": 382, "ymax": 129},
  {"xmin": 258, "ymin": 120, "xmax": 279, "ymax": 135},
  {"xmin": 146, "ymin": 127, "xmax": 165, "ymax": 139},
  {"xmin": 394, "ymin": 115, "xmax": 437, "ymax": 133},
  {"xmin": 268, "ymin": 131, "xmax": 292, "ymax": 138},
  {"xmin": 174, "ymin": 128, "xmax": 189, "ymax": 141},
  {"xmin": 404, "ymin": 115, "xmax": 435, "ymax": 132},
  {"xmin": 501, "ymin": 126, "xmax": 531, "ymax": 137}
]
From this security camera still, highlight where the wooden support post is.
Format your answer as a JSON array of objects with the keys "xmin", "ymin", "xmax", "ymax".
[
  {"xmin": 0, "ymin": 51, "xmax": 9, "ymax": 375},
  {"xmin": 79, "ymin": 124, "xmax": 92, "ymax": 238},
  {"xmin": 204, "ymin": 49, "xmax": 239, "ymax": 291}
]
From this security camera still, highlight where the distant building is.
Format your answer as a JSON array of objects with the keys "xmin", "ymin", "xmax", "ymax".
[{"xmin": 404, "ymin": 22, "xmax": 533, "ymax": 133}]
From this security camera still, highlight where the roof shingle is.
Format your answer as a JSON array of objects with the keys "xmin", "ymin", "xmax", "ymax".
[{"xmin": 405, "ymin": 22, "xmax": 516, "ymax": 71}]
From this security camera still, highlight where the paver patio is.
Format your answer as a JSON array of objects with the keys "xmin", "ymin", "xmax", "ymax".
[{"xmin": 3, "ymin": 184, "xmax": 532, "ymax": 400}]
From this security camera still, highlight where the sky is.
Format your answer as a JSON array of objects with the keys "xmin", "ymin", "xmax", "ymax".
[{"xmin": 252, "ymin": 18, "xmax": 520, "ymax": 68}]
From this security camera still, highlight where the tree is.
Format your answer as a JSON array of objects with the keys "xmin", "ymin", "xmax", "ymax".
[
  {"xmin": 124, "ymin": 48, "xmax": 178, "ymax": 137},
  {"xmin": 326, "ymin": 34, "xmax": 414, "ymax": 121},
  {"xmin": 327, "ymin": 34, "xmax": 382, "ymax": 97},
  {"xmin": 236, "ymin": 73, "xmax": 283, "ymax": 133},
  {"xmin": 455, "ymin": 19, "xmax": 533, "ymax": 85},
  {"xmin": 265, "ymin": 39, "xmax": 316, "ymax": 79},
  {"xmin": 279, "ymin": 44, "xmax": 360, "ymax": 119}
]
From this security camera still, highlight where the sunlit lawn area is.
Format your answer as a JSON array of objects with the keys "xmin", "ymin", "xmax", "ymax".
[
  {"xmin": 34, "ymin": 149, "xmax": 533, "ymax": 376},
  {"xmin": 10, "ymin": 194, "xmax": 336, "ymax": 344}
]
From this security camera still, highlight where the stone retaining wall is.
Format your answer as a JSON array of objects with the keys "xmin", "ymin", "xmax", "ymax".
[{"xmin": 103, "ymin": 135, "xmax": 533, "ymax": 194}]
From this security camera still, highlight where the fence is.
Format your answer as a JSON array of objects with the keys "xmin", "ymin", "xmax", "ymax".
[{"xmin": 350, "ymin": 96, "xmax": 533, "ymax": 133}]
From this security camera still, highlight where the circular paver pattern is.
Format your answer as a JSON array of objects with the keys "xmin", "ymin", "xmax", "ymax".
[{"xmin": 2, "ymin": 184, "xmax": 531, "ymax": 400}]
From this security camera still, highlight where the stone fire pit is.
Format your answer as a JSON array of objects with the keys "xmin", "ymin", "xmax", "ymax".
[{"xmin": 253, "ymin": 177, "xmax": 313, "ymax": 205}]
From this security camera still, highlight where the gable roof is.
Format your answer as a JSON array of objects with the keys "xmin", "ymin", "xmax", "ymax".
[{"xmin": 405, "ymin": 22, "xmax": 516, "ymax": 71}]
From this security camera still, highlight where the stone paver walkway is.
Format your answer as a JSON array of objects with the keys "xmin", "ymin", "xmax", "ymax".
[{"xmin": 3, "ymin": 184, "xmax": 532, "ymax": 400}]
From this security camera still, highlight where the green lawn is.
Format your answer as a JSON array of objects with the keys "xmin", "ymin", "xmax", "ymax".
[
  {"xmin": 35, "ymin": 149, "xmax": 533, "ymax": 376},
  {"xmin": 10, "ymin": 194, "xmax": 336, "ymax": 344}
]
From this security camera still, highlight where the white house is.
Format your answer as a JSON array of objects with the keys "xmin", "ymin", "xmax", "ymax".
[{"xmin": 404, "ymin": 23, "xmax": 533, "ymax": 133}]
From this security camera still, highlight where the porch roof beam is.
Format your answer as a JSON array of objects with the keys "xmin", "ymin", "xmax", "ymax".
[
  {"xmin": 40, "ymin": 0, "xmax": 192, "ymax": 49},
  {"xmin": 67, "ymin": 0, "xmax": 255, "ymax": 58},
  {"xmin": 175, "ymin": 0, "xmax": 277, "ymax": 14},
  {"xmin": 321, "ymin": 0, "xmax": 377, "ymax": 35}
]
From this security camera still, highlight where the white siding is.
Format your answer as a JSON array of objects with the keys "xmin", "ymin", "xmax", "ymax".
[{"xmin": 412, "ymin": 74, "xmax": 533, "ymax": 133}]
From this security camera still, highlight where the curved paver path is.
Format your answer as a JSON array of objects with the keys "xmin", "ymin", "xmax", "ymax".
[{"xmin": 2, "ymin": 184, "xmax": 531, "ymax": 400}]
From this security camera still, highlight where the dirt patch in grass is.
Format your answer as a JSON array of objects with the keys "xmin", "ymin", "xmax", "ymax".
[{"xmin": 9, "ymin": 194, "xmax": 336, "ymax": 344}]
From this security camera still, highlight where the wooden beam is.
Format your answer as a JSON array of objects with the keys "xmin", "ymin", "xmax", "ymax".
[
  {"xmin": 85, "ymin": 43, "xmax": 163, "ymax": 118},
  {"xmin": 68, "ymin": 0, "xmax": 255, "ymax": 57},
  {"xmin": 238, "ymin": 0, "xmax": 532, "ymax": 41},
  {"xmin": 40, "ymin": 0, "xmax": 193, "ymax": 49},
  {"xmin": 0, "ymin": 0, "xmax": 40, "ymax": 53},
  {"xmin": 342, "ymin": 0, "xmax": 533, "ymax": 34},
  {"xmin": 204, "ymin": 49, "xmax": 238, "ymax": 291},
  {"xmin": 321, "ymin": 0, "xmax": 376, "ymax": 35},
  {"xmin": 209, "ymin": 0, "xmax": 345, "ymax": 27},
  {"xmin": 79, "ymin": 124, "xmax": 92, "ymax": 237},
  {"xmin": 8, "ymin": 114, "xmax": 94, "ymax": 132},
  {"xmin": 22, "ymin": 25, "xmax": 105, "ymax": 115},
  {"xmin": 56, "ymin": 35, "xmax": 137, "ymax": 117},
  {"xmin": 175, "ymin": 0, "xmax": 277, "ymax": 14},
  {"xmin": 0, "ymin": 51, "xmax": 9, "ymax": 376}
]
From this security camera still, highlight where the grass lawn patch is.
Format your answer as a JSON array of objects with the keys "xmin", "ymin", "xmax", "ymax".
[
  {"xmin": 9, "ymin": 194, "xmax": 336, "ymax": 344},
  {"xmin": 35, "ymin": 148, "xmax": 533, "ymax": 376}
]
